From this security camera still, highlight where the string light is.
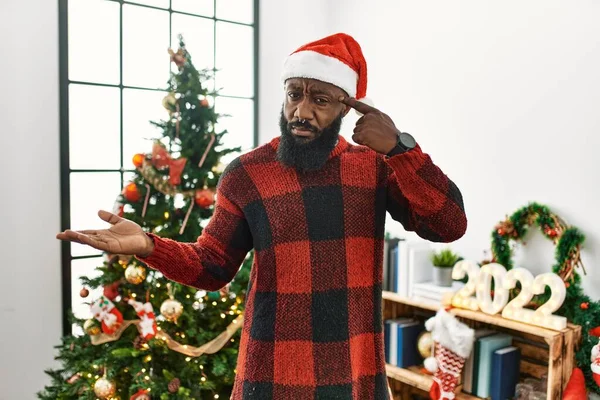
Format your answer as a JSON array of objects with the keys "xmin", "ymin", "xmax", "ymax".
[
  {"xmin": 212, "ymin": 301, "xmax": 217, "ymax": 306},
  {"xmin": 186, "ymin": 295, "xmax": 191, "ymax": 299},
  {"xmin": 220, "ymin": 313, "xmax": 226, "ymax": 318},
  {"xmin": 201, "ymin": 377, "xmax": 207, "ymax": 382},
  {"xmin": 222, "ymin": 297, "xmax": 227, "ymax": 302},
  {"xmin": 131, "ymin": 293, "xmax": 137, "ymax": 298},
  {"xmin": 164, "ymin": 211, "xmax": 170, "ymax": 219},
  {"xmin": 156, "ymin": 283, "xmax": 161, "ymax": 288},
  {"xmin": 186, "ymin": 357, "xmax": 191, "ymax": 362}
]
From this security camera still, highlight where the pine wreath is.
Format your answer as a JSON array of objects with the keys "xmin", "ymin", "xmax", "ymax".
[{"xmin": 490, "ymin": 202, "xmax": 600, "ymax": 393}]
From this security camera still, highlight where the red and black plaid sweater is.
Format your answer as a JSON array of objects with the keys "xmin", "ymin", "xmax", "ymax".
[{"xmin": 139, "ymin": 135, "xmax": 467, "ymax": 400}]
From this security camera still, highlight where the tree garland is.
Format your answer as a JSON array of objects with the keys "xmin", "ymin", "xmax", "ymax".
[{"xmin": 490, "ymin": 202, "xmax": 600, "ymax": 393}]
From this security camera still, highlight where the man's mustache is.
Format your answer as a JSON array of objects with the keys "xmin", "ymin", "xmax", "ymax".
[{"xmin": 288, "ymin": 120, "xmax": 317, "ymax": 132}]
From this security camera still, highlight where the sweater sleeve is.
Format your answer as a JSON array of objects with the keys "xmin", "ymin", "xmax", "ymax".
[
  {"xmin": 384, "ymin": 144, "xmax": 467, "ymax": 242},
  {"xmin": 135, "ymin": 185, "xmax": 253, "ymax": 291}
]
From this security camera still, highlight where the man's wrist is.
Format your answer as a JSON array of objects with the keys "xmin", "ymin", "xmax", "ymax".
[
  {"xmin": 386, "ymin": 144, "xmax": 408, "ymax": 157},
  {"xmin": 138, "ymin": 234, "xmax": 155, "ymax": 258}
]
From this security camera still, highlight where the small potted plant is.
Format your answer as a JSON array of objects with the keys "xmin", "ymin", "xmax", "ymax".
[{"xmin": 430, "ymin": 248, "xmax": 460, "ymax": 287}]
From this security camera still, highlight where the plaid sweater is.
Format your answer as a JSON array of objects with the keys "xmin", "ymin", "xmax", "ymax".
[{"xmin": 139, "ymin": 135, "xmax": 467, "ymax": 400}]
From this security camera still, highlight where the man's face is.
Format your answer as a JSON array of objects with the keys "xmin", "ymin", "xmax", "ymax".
[
  {"xmin": 277, "ymin": 79, "xmax": 350, "ymax": 172},
  {"xmin": 283, "ymin": 78, "xmax": 349, "ymax": 141}
]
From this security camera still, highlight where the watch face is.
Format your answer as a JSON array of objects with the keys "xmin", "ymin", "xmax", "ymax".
[{"xmin": 399, "ymin": 132, "xmax": 416, "ymax": 149}]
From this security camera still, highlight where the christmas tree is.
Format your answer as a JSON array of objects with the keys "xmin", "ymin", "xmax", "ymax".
[{"xmin": 39, "ymin": 36, "xmax": 251, "ymax": 400}]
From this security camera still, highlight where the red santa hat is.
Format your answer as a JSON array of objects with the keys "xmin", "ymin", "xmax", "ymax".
[{"xmin": 281, "ymin": 33, "xmax": 369, "ymax": 102}]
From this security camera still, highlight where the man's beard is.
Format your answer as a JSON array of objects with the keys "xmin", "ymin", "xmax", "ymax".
[{"xmin": 276, "ymin": 109, "xmax": 343, "ymax": 172}]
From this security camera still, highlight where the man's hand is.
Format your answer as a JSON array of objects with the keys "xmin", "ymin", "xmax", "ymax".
[
  {"xmin": 56, "ymin": 210, "xmax": 155, "ymax": 257},
  {"xmin": 339, "ymin": 97, "xmax": 400, "ymax": 155}
]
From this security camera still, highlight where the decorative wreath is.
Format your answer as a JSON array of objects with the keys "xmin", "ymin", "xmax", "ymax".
[
  {"xmin": 489, "ymin": 202, "xmax": 600, "ymax": 393},
  {"xmin": 491, "ymin": 202, "xmax": 586, "ymax": 287}
]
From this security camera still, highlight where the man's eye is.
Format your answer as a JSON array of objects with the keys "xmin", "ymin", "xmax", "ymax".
[
  {"xmin": 315, "ymin": 97, "xmax": 329, "ymax": 104},
  {"xmin": 288, "ymin": 92, "xmax": 300, "ymax": 99}
]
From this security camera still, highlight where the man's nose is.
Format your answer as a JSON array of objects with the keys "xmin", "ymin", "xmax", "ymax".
[{"xmin": 294, "ymin": 98, "xmax": 313, "ymax": 121}]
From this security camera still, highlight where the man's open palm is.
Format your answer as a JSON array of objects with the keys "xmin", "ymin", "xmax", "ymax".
[{"xmin": 56, "ymin": 210, "xmax": 153, "ymax": 257}]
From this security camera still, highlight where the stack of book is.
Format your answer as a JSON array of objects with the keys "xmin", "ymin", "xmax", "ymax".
[
  {"xmin": 383, "ymin": 317, "xmax": 424, "ymax": 368},
  {"xmin": 462, "ymin": 330, "xmax": 521, "ymax": 399},
  {"xmin": 383, "ymin": 237, "xmax": 432, "ymax": 297}
]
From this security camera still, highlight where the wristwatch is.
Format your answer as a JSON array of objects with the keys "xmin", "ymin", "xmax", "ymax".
[{"xmin": 386, "ymin": 131, "xmax": 416, "ymax": 157}]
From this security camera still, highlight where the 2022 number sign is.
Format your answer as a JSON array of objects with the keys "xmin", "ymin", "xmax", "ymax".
[{"xmin": 451, "ymin": 260, "xmax": 567, "ymax": 331}]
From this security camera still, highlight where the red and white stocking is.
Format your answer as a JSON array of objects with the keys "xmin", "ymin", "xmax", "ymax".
[
  {"xmin": 128, "ymin": 299, "xmax": 157, "ymax": 340},
  {"xmin": 427, "ymin": 343, "xmax": 467, "ymax": 400},
  {"xmin": 91, "ymin": 295, "xmax": 123, "ymax": 334},
  {"xmin": 424, "ymin": 309, "xmax": 474, "ymax": 400},
  {"xmin": 592, "ymin": 339, "xmax": 600, "ymax": 387}
]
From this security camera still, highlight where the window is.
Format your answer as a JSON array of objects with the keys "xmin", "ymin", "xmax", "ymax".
[{"xmin": 59, "ymin": 0, "xmax": 258, "ymax": 334}]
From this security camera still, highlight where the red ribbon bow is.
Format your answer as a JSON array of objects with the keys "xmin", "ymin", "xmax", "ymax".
[{"xmin": 151, "ymin": 142, "xmax": 187, "ymax": 186}]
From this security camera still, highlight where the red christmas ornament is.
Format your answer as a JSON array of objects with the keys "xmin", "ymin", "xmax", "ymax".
[
  {"xmin": 130, "ymin": 389, "xmax": 151, "ymax": 400},
  {"xmin": 195, "ymin": 189, "xmax": 215, "ymax": 208},
  {"xmin": 562, "ymin": 367, "xmax": 587, "ymax": 400},
  {"xmin": 497, "ymin": 228, "xmax": 505, "ymax": 236},
  {"xmin": 103, "ymin": 281, "xmax": 120, "ymax": 301},
  {"xmin": 132, "ymin": 153, "xmax": 145, "ymax": 168},
  {"xmin": 565, "ymin": 281, "xmax": 570, "ymax": 288},
  {"xmin": 580, "ymin": 302, "xmax": 589, "ymax": 310},
  {"xmin": 590, "ymin": 326, "xmax": 600, "ymax": 337},
  {"xmin": 80, "ymin": 288, "xmax": 89, "ymax": 298},
  {"xmin": 545, "ymin": 228, "xmax": 557, "ymax": 238},
  {"xmin": 200, "ymin": 98, "xmax": 210, "ymax": 107},
  {"xmin": 123, "ymin": 183, "xmax": 141, "ymax": 202}
]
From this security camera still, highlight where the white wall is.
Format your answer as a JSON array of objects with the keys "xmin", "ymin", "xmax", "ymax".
[
  {"xmin": 258, "ymin": 0, "xmax": 337, "ymax": 142},
  {"xmin": 260, "ymin": 0, "xmax": 600, "ymax": 300},
  {"xmin": 0, "ymin": 1, "xmax": 62, "ymax": 399}
]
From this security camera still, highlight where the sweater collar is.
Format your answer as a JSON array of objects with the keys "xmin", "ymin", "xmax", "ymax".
[{"xmin": 269, "ymin": 135, "xmax": 348, "ymax": 159}]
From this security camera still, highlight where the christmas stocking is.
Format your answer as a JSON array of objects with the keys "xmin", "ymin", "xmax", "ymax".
[
  {"xmin": 563, "ymin": 368, "xmax": 587, "ymax": 400},
  {"xmin": 592, "ymin": 339, "xmax": 600, "ymax": 387},
  {"xmin": 128, "ymin": 299, "xmax": 157, "ymax": 340},
  {"xmin": 423, "ymin": 309, "xmax": 475, "ymax": 400},
  {"xmin": 91, "ymin": 295, "xmax": 123, "ymax": 334}
]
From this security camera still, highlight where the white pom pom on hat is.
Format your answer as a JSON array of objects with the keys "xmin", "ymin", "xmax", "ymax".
[{"xmin": 281, "ymin": 33, "xmax": 372, "ymax": 114}]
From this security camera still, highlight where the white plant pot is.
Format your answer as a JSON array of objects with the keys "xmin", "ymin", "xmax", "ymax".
[{"xmin": 432, "ymin": 267, "xmax": 453, "ymax": 287}]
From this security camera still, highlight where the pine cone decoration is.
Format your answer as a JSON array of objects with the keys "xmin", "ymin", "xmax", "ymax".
[{"xmin": 168, "ymin": 377, "xmax": 181, "ymax": 393}]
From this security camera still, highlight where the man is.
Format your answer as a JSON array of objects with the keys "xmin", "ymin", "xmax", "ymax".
[{"xmin": 57, "ymin": 33, "xmax": 467, "ymax": 399}]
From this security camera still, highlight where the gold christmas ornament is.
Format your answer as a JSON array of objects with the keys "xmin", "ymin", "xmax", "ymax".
[
  {"xmin": 93, "ymin": 376, "xmax": 116, "ymax": 399},
  {"xmin": 84, "ymin": 319, "xmax": 101, "ymax": 336},
  {"xmin": 160, "ymin": 298, "xmax": 183, "ymax": 323},
  {"xmin": 162, "ymin": 92, "xmax": 177, "ymax": 113},
  {"xmin": 125, "ymin": 265, "xmax": 147, "ymax": 285},
  {"xmin": 417, "ymin": 331, "xmax": 434, "ymax": 359}
]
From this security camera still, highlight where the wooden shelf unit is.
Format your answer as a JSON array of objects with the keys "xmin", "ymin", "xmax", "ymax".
[{"xmin": 382, "ymin": 291, "xmax": 581, "ymax": 400}]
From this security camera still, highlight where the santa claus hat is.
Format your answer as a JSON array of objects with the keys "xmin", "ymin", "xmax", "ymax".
[{"xmin": 281, "ymin": 33, "xmax": 369, "ymax": 101}]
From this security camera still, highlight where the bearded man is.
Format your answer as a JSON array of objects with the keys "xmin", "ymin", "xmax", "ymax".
[{"xmin": 58, "ymin": 33, "xmax": 467, "ymax": 399}]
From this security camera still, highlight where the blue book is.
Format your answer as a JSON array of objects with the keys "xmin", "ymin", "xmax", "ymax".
[
  {"xmin": 475, "ymin": 334, "xmax": 513, "ymax": 398},
  {"xmin": 490, "ymin": 346, "xmax": 521, "ymax": 400},
  {"xmin": 396, "ymin": 320, "xmax": 423, "ymax": 368},
  {"xmin": 384, "ymin": 318, "xmax": 412, "ymax": 365}
]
